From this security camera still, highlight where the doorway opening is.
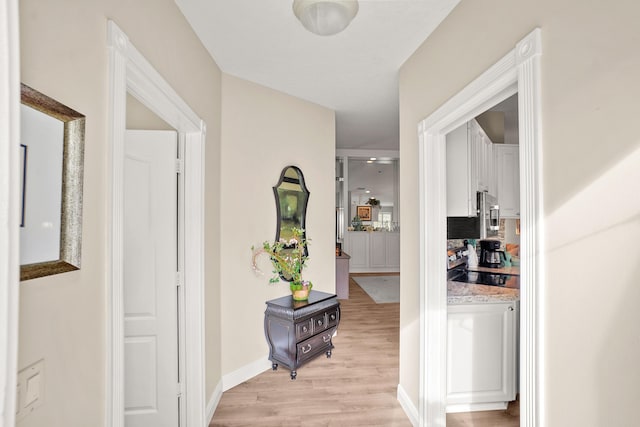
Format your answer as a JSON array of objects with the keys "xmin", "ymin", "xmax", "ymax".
[
  {"xmin": 445, "ymin": 94, "xmax": 521, "ymax": 426},
  {"xmin": 107, "ymin": 21, "xmax": 206, "ymax": 427},
  {"xmin": 417, "ymin": 29, "xmax": 543, "ymax": 427},
  {"xmin": 336, "ymin": 149, "xmax": 400, "ymax": 275}
]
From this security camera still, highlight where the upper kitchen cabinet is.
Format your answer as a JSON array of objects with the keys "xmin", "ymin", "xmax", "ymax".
[
  {"xmin": 471, "ymin": 119, "xmax": 494, "ymax": 194},
  {"xmin": 446, "ymin": 119, "xmax": 494, "ymax": 217},
  {"xmin": 494, "ymin": 144, "xmax": 520, "ymax": 218}
]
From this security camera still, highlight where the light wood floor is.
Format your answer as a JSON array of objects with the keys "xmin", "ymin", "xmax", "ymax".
[
  {"xmin": 210, "ymin": 274, "xmax": 519, "ymax": 427},
  {"xmin": 448, "ymin": 408, "xmax": 519, "ymax": 427}
]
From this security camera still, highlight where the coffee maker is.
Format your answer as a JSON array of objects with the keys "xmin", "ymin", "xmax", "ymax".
[{"xmin": 478, "ymin": 239, "xmax": 506, "ymax": 268}]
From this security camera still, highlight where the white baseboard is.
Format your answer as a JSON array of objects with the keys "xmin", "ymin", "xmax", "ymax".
[
  {"xmin": 349, "ymin": 267, "xmax": 400, "ymax": 273},
  {"xmin": 207, "ymin": 357, "xmax": 272, "ymax": 423},
  {"xmin": 222, "ymin": 356, "xmax": 271, "ymax": 391},
  {"xmin": 446, "ymin": 401, "xmax": 508, "ymax": 413},
  {"xmin": 397, "ymin": 384, "xmax": 419, "ymax": 427},
  {"xmin": 206, "ymin": 380, "xmax": 223, "ymax": 424}
]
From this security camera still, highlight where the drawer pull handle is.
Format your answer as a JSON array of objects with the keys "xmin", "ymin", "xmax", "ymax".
[
  {"xmin": 330, "ymin": 314, "xmax": 336, "ymax": 320},
  {"xmin": 323, "ymin": 335, "xmax": 331, "ymax": 343},
  {"xmin": 317, "ymin": 320, "xmax": 323, "ymax": 326},
  {"xmin": 301, "ymin": 344, "xmax": 312, "ymax": 354},
  {"xmin": 302, "ymin": 326, "xmax": 308, "ymax": 333}
]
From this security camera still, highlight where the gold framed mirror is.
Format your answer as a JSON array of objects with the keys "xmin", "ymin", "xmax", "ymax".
[{"xmin": 19, "ymin": 83, "xmax": 85, "ymax": 281}]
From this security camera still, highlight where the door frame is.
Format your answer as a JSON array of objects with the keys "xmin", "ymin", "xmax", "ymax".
[
  {"xmin": 417, "ymin": 29, "xmax": 543, "ymax": 426},
  {"xmin": 335, "ymin": 148, "xmax": 400, "ymax": 260},
  {"xmin": 0, "ymin": 0, "xmax": 20, "ymax": 425},
  {"xmin": 106, "ymin": 21, "xmax": 206, "ymax": 427}
]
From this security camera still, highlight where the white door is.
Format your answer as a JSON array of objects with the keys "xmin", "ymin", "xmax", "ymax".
[{"xmin": 123, "ymin": 130, "xmax": 180, "ymax": 427}]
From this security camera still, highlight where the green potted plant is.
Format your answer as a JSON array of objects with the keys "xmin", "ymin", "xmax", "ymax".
[
  {"xmin": 351, "ymin": 214, "xmax": 363, "ymax": 231},
  {"xmin": 251, "ymin": 227, "xmax": 313, "ymax": 301}
]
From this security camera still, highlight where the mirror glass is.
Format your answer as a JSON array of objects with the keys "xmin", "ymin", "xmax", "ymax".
[
  {"xmin": 20, "ymin": 83, "xmax": 85, "ymax": 281},
  {"xmin": 344, "ymin": 157, "xmax": 399, "ymax": 232},
  {"xmin": 273, "ymin": 166, "xmax": 310, "ymax": 281}
]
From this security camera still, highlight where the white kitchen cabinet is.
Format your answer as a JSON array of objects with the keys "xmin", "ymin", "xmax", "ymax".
[
  {"xmin": 347, "ymin": 231, "xmax": 369, "ymax": 269},
  {"xmin": 385, "ymin": 232, "xmax": 400, "ymax": 267},
  {"xmin": 446, "ymin": 119, "xmax": 494, "ymax": 217},
  {"xmin": 369, "ymin": 232, "xmax": 387, "ymax": 267},
  {"xmin": 471, "ymin": 120, "xmax": 494, "ymax": 194},
  {"xmin": 494, "ymin": 144, "xmax": 520, "ymax": 218},
  {"xmin": 446, "ymin": 302, "xmax": 517, "ymax": 413},
  {"xmin": 345, "ymin": 231, "xmax": 400, "ymax": 273}
]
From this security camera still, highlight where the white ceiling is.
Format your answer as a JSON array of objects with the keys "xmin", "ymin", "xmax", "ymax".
[{"xmin": 175, "ymin": 0, "xmax": 460, "ymax": 150}]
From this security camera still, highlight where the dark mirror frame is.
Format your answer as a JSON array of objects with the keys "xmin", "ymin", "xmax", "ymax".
[
  {"xmin": 20, "ymin": 83, "xmax": 85, "ymax": 281},
  {"xmin": 273, "ymin": 166, "xmax": 310, "ymax": 281}
]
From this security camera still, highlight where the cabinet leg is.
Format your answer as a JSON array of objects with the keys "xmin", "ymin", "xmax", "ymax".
[
  {"xmin": 326, "ymin": 350, "xmax": 332, "ymax": 358},
  {"xmin": 272, "ymin": 363, "xmax": 278, "ymax": 371},
  {"xmin": 290, "ymin": 371, "xmax": 297, "ymax": 380}
]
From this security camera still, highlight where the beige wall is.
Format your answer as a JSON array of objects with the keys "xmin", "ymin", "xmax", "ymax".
[
  {"xmin": 219, "ymin": 74, "xmax": 336, "ymax": 376},
  {"xmin": 19, "ymin": 0, "xmax": 222, "ymax": 425},
  {"xmin": 399, "ymin": 0, "xmax": 640, "ymax": 425},
  {"xmin": 126, "ymin": 94, "xmax": 173, "ymax": 130}
]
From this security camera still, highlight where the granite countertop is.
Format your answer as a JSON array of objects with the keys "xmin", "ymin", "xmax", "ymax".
[
  {"xmin": 347, "ymin": 229, "xmax": 399, "ymax": 232},
  {"xmin": 447, "ymin": 281, "xmax": 520, "ymax": 304},
  {"xmin": 466, "ymin": 265, "xmax": 520, "ymax": 275}
]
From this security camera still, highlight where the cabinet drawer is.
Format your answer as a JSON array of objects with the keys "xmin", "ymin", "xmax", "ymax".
[
  {"xmin": 295, "ymin": 319, "xmax": 313, "ymax": 341},
  {"xmin": 311, "ymin": 306, "xmax": 340, "ymax": 333},
  {"xmin": 312, "ymin": 313, "xmax": 327, "ymax": 331},
  {"xmin": 297, "ymin": 327, "xmax": 336, "ymax": 365},
  {"xmin": 326, "ymin": 308, "xmax": 339, "ymax": 328}
]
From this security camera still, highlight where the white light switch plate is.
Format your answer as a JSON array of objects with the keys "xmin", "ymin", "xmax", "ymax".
[
  {"xmin": 16, "ymin": 359, "xmax": 45, "ymax": 420},
  {"xmin": 25, "ymin": 371, "xmax": 41, "ymax": 405}
]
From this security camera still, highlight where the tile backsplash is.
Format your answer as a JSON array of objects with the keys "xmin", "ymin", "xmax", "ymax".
[{"xmin": 447, "ymin": 218, "xmax": 520, "ymax": 251}]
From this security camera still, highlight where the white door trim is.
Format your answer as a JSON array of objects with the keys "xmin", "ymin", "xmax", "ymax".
[
  {"xmin": 107, "ymin": 21, "xmax": 206, "ymax": 427},
  {"xmin": 0, "ymin": 0, "xmax": 20, "ymax": 425},
  {"xmin": 417, "ymin": 29, "xmax": 543, "ymax": 426}
]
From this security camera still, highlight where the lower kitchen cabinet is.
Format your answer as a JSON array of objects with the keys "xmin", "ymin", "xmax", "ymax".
[
  {"xmin": 347, "ymin": 231, "xmax": 369, "ymax": 269},
  {"xmin": 346, "ymin": 231, "xmax": 399, "ymax": 273},
  {"xmin": 264, "ymin": 291, "xmax": 340, "ymax": 380},
  {"xmin": 446, "ymin": 301, "xmax": 517, "ymax": 412}
]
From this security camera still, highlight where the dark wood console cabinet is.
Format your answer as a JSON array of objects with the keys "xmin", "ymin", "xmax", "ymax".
[{"xmin": 264, "ymin": 291, "xmax": 340, "ymax": 380}]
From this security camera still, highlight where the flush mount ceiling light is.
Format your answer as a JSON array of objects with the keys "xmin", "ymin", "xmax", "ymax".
[{"xmin": 293, "ymin": 0, "xmax": 359, "ymax": 36}]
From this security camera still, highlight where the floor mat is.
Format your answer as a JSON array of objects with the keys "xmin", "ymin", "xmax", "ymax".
[{"xmin": 352, "ymin": 275, "xmax": 400, "ymax": 303}]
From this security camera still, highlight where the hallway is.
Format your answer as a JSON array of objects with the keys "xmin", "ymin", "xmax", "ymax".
[{"xmin": 210, "ymin": 275, "xmax": 410, "ymax": 426}]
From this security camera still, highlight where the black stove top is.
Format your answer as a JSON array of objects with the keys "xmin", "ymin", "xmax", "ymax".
[
  {"xmin": 448, "ymin": 268, "xmax": 520, "ymax": 289},
  {"xmin": 446, "ymin": 245, "xmax": 519, "ymax": 289}
]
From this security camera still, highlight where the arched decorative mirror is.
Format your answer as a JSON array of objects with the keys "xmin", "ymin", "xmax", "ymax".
[{"xmin": 273, "ymin": 166, "xmax": 310, "ymax": 281}]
